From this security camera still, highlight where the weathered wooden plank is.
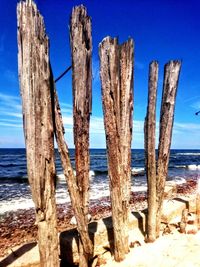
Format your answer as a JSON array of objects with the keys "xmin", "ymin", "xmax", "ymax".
[
  {"xmin": 144, "ymin": 61, "xmax": 158, "ymax": 242},
  {"xmin": 69, "ymin": 6, "xmax": 92, "ymax": 266},
  {"xmin": 156, "ymin": 60, "xmax": 181, "ymax": 236},
  {"xmin": 17, "ymin": 1, "xmax": 59, "ymax": 266},
  {"xmin": 99, "ymin": 37, "xmax": 133, "ymax": 261}
]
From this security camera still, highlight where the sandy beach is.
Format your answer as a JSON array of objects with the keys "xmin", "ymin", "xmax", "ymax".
[
  {"xmin": 101, "ymin": 230, "xmax": 200, "ymax": 267},
  {"xmin": 0, "ymin": 191, "xmax": 148, "ymax": 258},
  {"xmin": 0, "ymin": 178, "xmax": 199, "ymax": 267}
]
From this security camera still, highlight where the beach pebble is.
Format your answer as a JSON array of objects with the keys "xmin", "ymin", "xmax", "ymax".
[
  {"xmin": 70, "ymin": 214, "xmax": 92, "ymax": 225},
  {"xmin": 186, "ymin": 224, "xmax": 198, "ymax": 234}
]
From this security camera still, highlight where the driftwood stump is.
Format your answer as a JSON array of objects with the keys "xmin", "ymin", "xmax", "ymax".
[
  {"xmin": 99, "ymin": 37, "xmax": 133, "ymax": 261},
  {"xmin": 144, "ymin": 61, "xmax": 158, "ymax": 242},
  {"xmin": 17, "ymin": 1, "xmax": 59, "ymax": 266}
]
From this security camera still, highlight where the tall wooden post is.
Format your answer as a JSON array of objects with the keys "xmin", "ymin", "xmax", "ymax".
[
  {"xmin": 70, "ymin": 6, "xmax": 92, "ymax": 266},
  {"xmin": 144, "ymin": 61, "xmax": 158, "ymax": 242},
  {"xmin": 70, "ymin": 3, "xmax": 92, "ymax": 223},
  {"xmin": 99, "ymin": 37, "xmax": 133, "ymax": 262},
  {"xmin": 52, "ymin": 84, "xmax": 93, "ymax": 266},
  {"xmin": 17, "ymin": 1, "xmax": 59, "ymax": 266},
  {"xmin": 156, "ymin": 60, "xmax": 181, "ymax": 236}
]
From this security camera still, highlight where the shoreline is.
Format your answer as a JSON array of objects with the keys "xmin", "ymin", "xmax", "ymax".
[{"xmin": 0, "ymin": 178, "xmax": 198, "ymax": 258}]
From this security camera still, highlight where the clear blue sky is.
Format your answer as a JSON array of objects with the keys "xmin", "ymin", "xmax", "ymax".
[{"xmin": 0, "ymin": 0, "xmax": 200, "ymax": 148}]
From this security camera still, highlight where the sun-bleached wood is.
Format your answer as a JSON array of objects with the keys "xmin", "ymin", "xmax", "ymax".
[
  {"xmin": 144, "ymin": 61, "xmax": 158, "ymax": 242},
  {"xmin": 52, "ymin": 83, "xmax": 93, "ymax": 266},
  {"xmin": 156, "ymin": 60, "xmax": 181, "ymax": 236},
  {"xmin": 70, "ymin": 5, "xmax": 92, "ymax": 219},
  {"xmin": 99, "ymin": 37, "xmax": 133, "ymax": 262},
  {"xmin": 69, "ymin": 6, "xmax": 92, "ymax": 266},
  {"xmin": 17, "ymin": 1, "xmax": 59, "ymax": 266}
]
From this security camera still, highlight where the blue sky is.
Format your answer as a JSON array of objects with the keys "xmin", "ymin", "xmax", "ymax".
[{"xmin": 0, "ymin": 0, "xmax": 200, "ymax": 149}]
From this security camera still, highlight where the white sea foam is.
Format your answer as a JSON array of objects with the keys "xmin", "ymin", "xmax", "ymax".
[
  {"xmin": 187, "ymin": 165, "xmax": 200, "ymax": 170},
  {"xmin": 131, "ymin": 185, "xmax": 147, "ymax": 192},
  {"xmin": 89, "ymin": 170, "xmax": 95, "ymax": 177},
  {"xmin": 0, "ymin": 198, "xmax": 34, "ymax": 215},
  {"xmin": 57, "ymin": 173, "xmax": 65, "ymax": 180},
  {"xmin": 57, "ymin": 170, "xmax": 96, "ymax": 181},
  {"xmin": 175, "ymin": 165, "xmax": 200, "ymax": 170},
  {"xmin": 175, "ymin": 165, "xmax": 187, "ymax": 168},
  {"xmin": 172, "ymin": 177, "xmax": 186, "ymax": 185},
  {"xmin": 176, "ymin": 153, "xmax": 200, "ymax": 156},
  {"xmin": 1, "ymin": 165, "xmax": 199, "ymax": 215},
  {"xmin": 131, "ymin": 167, "xmax": 145, "ymax": 175}
]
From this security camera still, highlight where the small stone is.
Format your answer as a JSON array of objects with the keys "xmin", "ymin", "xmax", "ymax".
[
  {"xmin": 129, "ymin": 240, "xmax": 141, "ymax": 248},
  {"xmin": 70, "ymin": 214, "xmax": 92, "ymax": 225},
  {"xmin": 186, "ymin": 224, "xmax": 198, "ymax": 234}
]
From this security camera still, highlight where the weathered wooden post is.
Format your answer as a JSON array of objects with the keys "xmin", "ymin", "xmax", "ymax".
[
  {"xmin": 144, "ymin": 61, "xmax": 158, "ymax": 242},
  {"xmin": 17, "ymin": 1, "xmax": 59, "ymax": 266},
  {"xmin": 156, "ymin": 60, "xmax": 181, "ymax": 236},
  {"xmin": 70, "ymin": 4, "xmax": 92, "ymax": 225},
  {"xmin": 69, "ymin": 5, "xmax": 93, "ymax": 266},
  {"xmin": 99, "ymin": 37, "xmax": 133, "ymax": 261},
  {"xmin": 52, "ymin": 85, "xmax": 93, "ymax": 266}
]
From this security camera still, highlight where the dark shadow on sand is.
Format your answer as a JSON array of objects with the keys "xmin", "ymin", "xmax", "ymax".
[
  {"xmin": 131, "ymin": 210, "xmax": 147, "ymax": 236},
  {"xmin": 0, "ymin": 242, "xmax": 37, "ymax": 267}
]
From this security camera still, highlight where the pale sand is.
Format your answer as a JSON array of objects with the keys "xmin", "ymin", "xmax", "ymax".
[{"xmin": 102, "ymin": 230, "xmax": 200, "ymax": 267}]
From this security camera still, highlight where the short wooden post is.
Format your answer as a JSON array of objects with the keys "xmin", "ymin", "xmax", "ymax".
[
  {"xmin": 180, "ymin": 209, "xmax": 188, "ymax": 233},
  {"xmin": 144, "ymin": 61, "xmax": 158, "ymax": 242},
  {"xmin": 99, "ymin": 37, "xmax": 133, "ymax": 262},
  {"xmin": 156, "ymin": 60, "xmax": 181, "ymax": 237},
  {"xmin": 17, "ymin": 1, "xmax": 59, "ymax": 266},
  {"xmin": 70, "ymin": 6, "xmax": 92, "ymax": 266}
]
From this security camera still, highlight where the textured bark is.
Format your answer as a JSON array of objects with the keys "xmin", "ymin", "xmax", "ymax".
[
  {"xmin": 99, "ymin": 37, "xmax": 133, "ymax": 262},
  {"xmin": 70, "ymin": 6, "xmax": 92, "ymax": 266},
  {"xmin": 52, "ymin": 83, "xmax": 93, "ymax": 265},
  {"xmin": 156, "ymin": 61, "xmax": 181, "ymax": 237},
  {"xmin": 17, "ymin": 1, "xmax": 59, "ymax": 266},
  {"xmin": 70, "ymin": 5, "xmax": 92, "ymax": 216},
  {"xmin": 144, "ymin": 61, "xmax": 158, "ymax": 242}
]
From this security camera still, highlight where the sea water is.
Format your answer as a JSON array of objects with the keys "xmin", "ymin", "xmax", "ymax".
[{"xmin": 0, "ymin": 148, "xmax": 200, "ymax": 215}]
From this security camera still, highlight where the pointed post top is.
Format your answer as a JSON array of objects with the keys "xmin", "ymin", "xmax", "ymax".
[{"xmin": 27, "ymin": 0, "xmax": 33, "ymax": 6}]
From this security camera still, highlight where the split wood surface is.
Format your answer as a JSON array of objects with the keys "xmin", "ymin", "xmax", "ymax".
[
  {"xmin": 70, "ymin": 4, "xmax": 92, "ymax": 226},
  {"xmin": 53, "ymin": 85, "xmax": 93, "ymax": 265},
  {"xmin": 17, "ymin": 1, "xmax": 59, "ymax": 266},
  {"xmin": 70, "ymin": 6, "xmax": 93, "ymax": 266},
  {"xmin": 99, "ymin": 37, "xmax": 133, "ymax": 262},
  {"xmin": 156, "ymin": 61, "xmax": 181, "ymax": 236},
  {"xmin": 145, "ymin": 60, "xmax": 181, "ymax": 240}
]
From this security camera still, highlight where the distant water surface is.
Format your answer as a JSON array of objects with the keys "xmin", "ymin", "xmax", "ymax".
[{"xmin": 0, "ymin": 148, "xmax": 199, "ymax": 214}]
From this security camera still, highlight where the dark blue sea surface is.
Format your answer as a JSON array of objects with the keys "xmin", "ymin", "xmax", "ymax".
[{"xmin": 0, "ymin": 148, "xmax": 200, "ymax": 214}]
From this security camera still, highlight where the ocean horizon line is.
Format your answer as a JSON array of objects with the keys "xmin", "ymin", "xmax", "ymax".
[{"xmin": 0, "ymin": 147, "xmax": 200, "ymax": 151}]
